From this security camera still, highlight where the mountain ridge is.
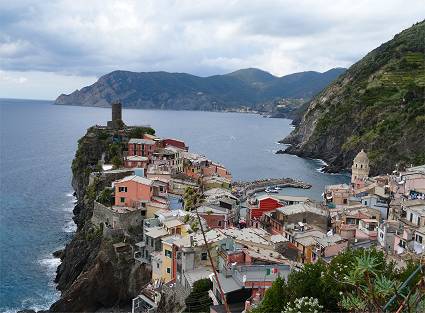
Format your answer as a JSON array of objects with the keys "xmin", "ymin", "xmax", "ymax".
[
  {"xmin": 54, "ymin": 67, "xmax": 346, "ymax": 111},
  {"xmin": 282, "ymin": 21, "xmax": 425, "ymax": 175}
]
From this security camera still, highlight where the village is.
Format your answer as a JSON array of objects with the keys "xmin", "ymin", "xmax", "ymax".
[{"xmin": 87, "ymin": 103, "xmax": 425, "ymax": 313}]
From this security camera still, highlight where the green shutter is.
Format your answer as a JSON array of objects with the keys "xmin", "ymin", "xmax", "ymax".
[{"xmin": 266, "ymin": 268, "xmax": 271, "ymax": 275}]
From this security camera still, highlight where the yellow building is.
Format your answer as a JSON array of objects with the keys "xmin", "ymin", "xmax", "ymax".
[{"xmin": 160, "ymin": 236, "xmax": 180, "ymax": 283}]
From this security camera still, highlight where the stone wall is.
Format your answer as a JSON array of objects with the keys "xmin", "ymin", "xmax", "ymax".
[
  {"xmin": 92, "ymin": 201, "xmax": 143, "ymax": 230},
  {"xmin": 89, "ymin": 169, "xmax": 134, "ymax": 188}
]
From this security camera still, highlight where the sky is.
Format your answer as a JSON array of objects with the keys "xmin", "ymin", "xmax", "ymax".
[{"xmin": 0, "ymin": 0, "xmax": 424, "ymax": 100}]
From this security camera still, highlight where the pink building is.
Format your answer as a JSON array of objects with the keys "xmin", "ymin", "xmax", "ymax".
[{"xmin": 114, "ymin": 175, "xmax": 154, "ymax": 207}]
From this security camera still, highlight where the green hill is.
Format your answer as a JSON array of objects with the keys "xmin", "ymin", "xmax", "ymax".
[
  {"xmin": 283, "ymin": 21, "xmax": 425, "ymax": 174},
  {"xmin": 54, "ymin": 68, "xmax": 345, "ymax": 111}
]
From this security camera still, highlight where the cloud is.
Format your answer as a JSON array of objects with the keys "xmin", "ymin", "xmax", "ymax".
[
  {"xmin": 0, "ymin": 0, "xmax": 424, "ymax": 99},
  {"xmin": 0, "ymin": 70, "xmax": 27, "ymax": 83}
]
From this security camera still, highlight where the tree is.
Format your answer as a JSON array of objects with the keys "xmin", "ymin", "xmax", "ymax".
[
  {"xmin": 185, "ymin": 278, "xmax": 213, "ymax": 313},
  {"xmin": 251, "ymin": 276, "xmax": 288, "ymax": 313},
  {"xmin": 111, "ymin": 155, "xmax": 123, "ymax": 169},
  {"xmin": 128, "ymin": 127, "xmax": 155, "ymax": 138},
  {"xmin": 250, "ymin": 248, "xmax": 421, "ymax": 312},
  {"xmin": 97, "ymin": 188, "xmax": 113, "ymax": 206},
  {"xmin": 183, "ymin": 187, "xmax": 204, "ymax": 211}
]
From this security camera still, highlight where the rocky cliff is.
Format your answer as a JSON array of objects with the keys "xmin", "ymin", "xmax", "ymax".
[
  {"xmin": 50, "ymin": 127, "xmax": 151, "ymax": 312},
  {"xmin": 282, "ymin": 21, "xmax": 425, "ymax": 175},
  {"xmin": 54, "ymin": 68, "xmax": 345, "ymax": 111}
]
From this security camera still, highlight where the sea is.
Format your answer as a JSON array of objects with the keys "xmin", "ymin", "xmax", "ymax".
[{"xmin": 0, "ymin": 98, "xmax": 349, "ymax": 312}]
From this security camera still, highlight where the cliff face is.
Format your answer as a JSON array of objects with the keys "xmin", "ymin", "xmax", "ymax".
[
  {"xmin": 51, "ymin": 127, "xmax": 150, "ymax": 312},
  {"xmin": 54, "ymin": 68, "xmax": 345, "ymax": 111},
  {"xmin": 283, "ymin": 21, "xmax": 425, "ymax": 175}
]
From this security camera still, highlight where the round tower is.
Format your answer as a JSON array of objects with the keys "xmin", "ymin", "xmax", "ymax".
[{"xmin": 351, "ymin": 149, "xmax": 370, "ymax": 184}]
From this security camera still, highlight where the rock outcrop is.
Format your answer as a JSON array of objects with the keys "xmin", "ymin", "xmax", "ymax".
[
  {"xmin": 50, "ymin": 126, "xmax": 151, "ymax": 312},
  {"xmin": 282, "ymin": 21, "xmax": 425, "ymax": 175}
]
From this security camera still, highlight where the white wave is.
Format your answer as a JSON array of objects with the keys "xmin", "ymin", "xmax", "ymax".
[
  {"xmin": 62, "ymin": 206, "xmax": 74, "ymax": 213},
  {"xmin": 63, "ymin": 220, "xmax": 77, "ymax": 233},
  {"xmin": 65, "ymin": 192, "xmax": 74, "ymax": 197},
  {"xmin": 38, "ymin": 256, "xmax": 61, "ymax": 272}
]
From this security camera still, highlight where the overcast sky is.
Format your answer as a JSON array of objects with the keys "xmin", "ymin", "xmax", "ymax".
[{"xmin": 0, "ymin": 0, "xmax": 423, "ymax": 100}]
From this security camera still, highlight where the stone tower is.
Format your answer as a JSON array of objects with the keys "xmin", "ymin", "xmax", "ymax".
[
  {"xmin": 107, "ymin": 101, "xmax": 124, "ymax": 129},
  {"xmin": 351, "ymin": 149, "xmax": 370, "ymax": 184},
  {"xmin": 112, "ymin": 102, "xmax": 122, "ymax": 125}
]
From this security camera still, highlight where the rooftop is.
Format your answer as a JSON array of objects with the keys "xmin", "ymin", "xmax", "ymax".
[
  {"xmin": 116, "ymin": 175, "xmax": 153, "ymax": 186},
  {"xmin": 163, "ymin": 219, "xmax": 184, "ymax": 229},
  {"xmin": 220, "ymin": 227, "xmax": 271, "ymax": 246},
  {"xmin": 110, "ymin": 205, "xmax": 140, "ymax": 214},
  {"xmin": 277, "ymin": 202, "xmax": 327, "ymax": 217},
  {"xmin": 184, "ymin": 267, "xmax": 213, "ymax": 287},
  {"xmin": 126, "ymin": 155, "xmax": 149, "ymax": 161},
  {"xmin": 145, "ymin": 226, "xmax": 168, "ymax": 239},
  {"xmin": 129, "ymin": 138, "xmax": 156, "ymax": 145},
  {"xmin": 406, "ymin": 164, "xmax": 425, "ymax": 174},
  {"xmin": 315, "ymin": 234, "xmax": 345, "ymax": 247}
]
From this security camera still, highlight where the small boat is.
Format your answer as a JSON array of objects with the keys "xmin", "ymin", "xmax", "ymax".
[
  {"xmin": 265, "ymin": 187, "xmax": 278, "ymax": 193},
  {"xmin": 274, "ymin": 186, "xmax": 281, "ymax": 191}
]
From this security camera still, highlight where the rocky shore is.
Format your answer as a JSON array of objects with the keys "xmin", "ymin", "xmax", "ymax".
[{"xmin": 46, "ymin": 126, "xmax": 150, "ymax": 312}]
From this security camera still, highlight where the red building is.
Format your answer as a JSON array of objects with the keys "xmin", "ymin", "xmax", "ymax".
[
  {"xmin": 128, "ymin": 138, "xmax": 157, "ymax": 158},
  {"xmin": 161, "ymin": 138, "xmax": 188, "ymax": 151},
  {"xmin": 247, "ymin": 195, "xmax": 283, "ymax": 227}
]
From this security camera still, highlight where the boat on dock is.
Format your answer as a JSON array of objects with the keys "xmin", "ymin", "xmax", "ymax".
[{"xmin": 265, "ymin": 187, "xmax": 278, "ymax": 193}]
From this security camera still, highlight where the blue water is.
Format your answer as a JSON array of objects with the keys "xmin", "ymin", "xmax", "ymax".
[{"xmin": 0, "ymin": 99, "xmax": 349, "ymax": 312}]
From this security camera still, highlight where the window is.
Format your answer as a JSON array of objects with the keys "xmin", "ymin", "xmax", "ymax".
[
  {"xmin": 120, "ymin": 197, "xmax": 125, "ymax": 203},
  {"xmin": 410, "ymin": 213, "xmax": 413, "ymax": 222},
  {"xmin": 218, "ymin": 220, "xmax": 222, "ymax": 227},
  {"xmin": 157, "ymin": 263, "xmax": 160, "ymax": 269},
  {"xmin": 418, "ymin": 217, "xmax": 421, "ymax": 226},
  {"xmin": 416, "ymin": 235, "xmax": 423, "ymax": 244},
  {"xmin": 302, "ymin": 218, "xmax": 307, "ymax": 223},
  {"xmin": 201, "ymin": 252, "xmax": 208, "ymax": 260},
  {"xmin": 165, "ymin": 249, "xmax": 172, "ymax": 258},
  {"xmin": 166, "ymin": 267, "xmax": 171, "ymax": 274},
  {"xmin": 343, "ymin": 199, "xmax": 348, "ymax": 204},
  {"xmin": 118, "ymin": 187, "xmax": 127, "ymax": 192}
]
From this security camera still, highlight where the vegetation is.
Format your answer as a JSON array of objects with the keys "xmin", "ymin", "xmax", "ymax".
[
  {"xmin": 183, "ymin": 187, "xmax": 204, "ymax": 211},
  {"xmin": 111, "ymin": 155, "xmax": 123, "ymax": 169},
  {"xmin": 290, "ymin": 21, "xmax": 425, "ymax": 174},
  {"xmin": 184, "ymin": 278, "xmax": 213, "ymax": 313},
  {"xmin": 251, "ymin": 248, "xmax": 422, "ymax": 313},
  {"xmin": 97, "ymin": 188, "xmax": 113, "ymax": 206},
  {"xmin": 128, "ymin": 126, "xmax": 156, "ymax": 138}
]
